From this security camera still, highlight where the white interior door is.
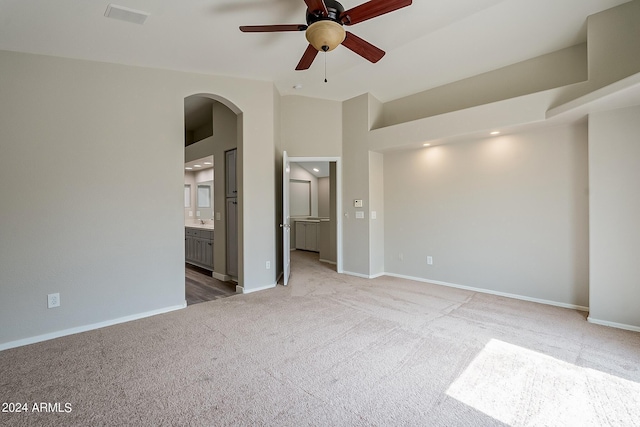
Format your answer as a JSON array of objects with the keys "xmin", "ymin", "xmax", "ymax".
[{"xmin": 282, "ymin": 151, "xmax": 291, "ymax": 286}]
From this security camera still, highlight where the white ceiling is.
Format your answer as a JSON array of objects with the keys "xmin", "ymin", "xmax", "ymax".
[
  {"xmin": 0, "ymin": 0, "xmax": 631, "ymax": 102},
  {"xmin": 296, "ymin": 161, "xmax": 330, "ymax": 178},
  {"xmin": 185, "ymin": 155, "xmax": 214, "ymax": 171}
]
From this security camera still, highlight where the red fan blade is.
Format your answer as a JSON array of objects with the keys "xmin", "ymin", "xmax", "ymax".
[
  {"xmin": 240, "ymin": 24, "xmax": 307, "ymax": 32},
  {"xmin": 296, "ymin": 44, "xmax": 319, "ymax": 70},
  {"xmin": 340, "ymin": 0, "xmax": 412, "ymax": 25},
  {"xmin": 304, "ymin": 0, "xmax": 328, "ymax": 16},
  {"xmin": 341, "ymin": 31, "xmax": 385, "ymax": 63}
]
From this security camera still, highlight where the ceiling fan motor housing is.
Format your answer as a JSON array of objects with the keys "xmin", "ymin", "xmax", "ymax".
[
  {"xmin": 305, "ymin": 0, "xmax": 345, "ymax": 25},
  {"xmin": 305, "ymin": 0, "xmax": 346, "ymax": 52}
]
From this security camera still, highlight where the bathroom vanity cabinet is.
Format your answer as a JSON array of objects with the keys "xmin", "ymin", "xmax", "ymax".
[
  {"xmin": 185, "ymin": 227, "xmax": 214, "ymax": 271},
  {"xmin": 295, "ymin": 220, "xmax": 319, "ymax": 252}
]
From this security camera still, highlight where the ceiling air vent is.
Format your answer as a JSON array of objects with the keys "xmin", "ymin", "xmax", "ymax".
[{"xmin": 104, "ymin": 4, "xmax": 149, "ymax": 25}]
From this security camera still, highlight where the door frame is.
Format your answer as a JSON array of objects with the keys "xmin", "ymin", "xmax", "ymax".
[{"xmin": 287, "ymin": 156, "xmax": 343, "ymax": 274}]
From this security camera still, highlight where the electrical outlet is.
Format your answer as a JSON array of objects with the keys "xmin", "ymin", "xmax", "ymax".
[
  {"xmin": 216, "ymin": 212, "xmax": 221, "ymax": 221},
  {"xmin": 47, "ymin": 293, "xmax": 60, "ymax": 309},
  {"xmin": 266, "ymin": 261, "xmax": 271, "ymax": 269},
  {"xmin": 427, "ymin": 256, "xmax": 433, "ymax": 265}
]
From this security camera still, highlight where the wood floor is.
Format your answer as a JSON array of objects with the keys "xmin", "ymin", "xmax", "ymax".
[{"xmin": 185, "ymin": 264, "xmax": 237, "ymax": 306}]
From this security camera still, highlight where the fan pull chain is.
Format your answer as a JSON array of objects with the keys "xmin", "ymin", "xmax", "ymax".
[{"xmin": 324, "ymin": 51, "xmax": 327, "ymax": 83}]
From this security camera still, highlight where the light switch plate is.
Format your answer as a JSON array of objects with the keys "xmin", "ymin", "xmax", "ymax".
[
  {"xmin": 371, "ymin": 211, "xmax": 377, "ymax": 219},
  {"xmin": 354, "ymin": 199, "xmax": 363, "ymax": 208},
  {"xmin": 216, "ymin": 212, "xmax": 221, "ymax": 220},
  {"xmin": 356, "ymin": 211, "xmax": 364, "ymax": 219}
]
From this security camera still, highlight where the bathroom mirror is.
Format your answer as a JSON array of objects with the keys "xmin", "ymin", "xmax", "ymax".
[
  {"xmin": 197, "ymin": 180, "xmax": 213, "ymax": 219},
  {"xmin": 184, "ymin": 155, "xmax": 214, "ymax": 222}
]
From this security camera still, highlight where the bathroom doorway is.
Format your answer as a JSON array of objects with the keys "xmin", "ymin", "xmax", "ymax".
[{"xmin": 284, "ymin": 156, "xmax": 342, "ymax": 279}]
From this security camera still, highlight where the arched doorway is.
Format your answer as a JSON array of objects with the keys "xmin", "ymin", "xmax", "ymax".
[{"xmin": 183, "ymin": 94, "xmax": 242, "ymax": 304}]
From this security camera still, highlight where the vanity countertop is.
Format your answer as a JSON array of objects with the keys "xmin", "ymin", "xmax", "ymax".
[{"xmin": 185, "ymin": 223, "xmax": 215, "ymax": 230}]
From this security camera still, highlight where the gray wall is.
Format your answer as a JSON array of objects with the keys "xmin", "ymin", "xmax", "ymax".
[
  {"xmin": 383, "ymin": 123, "xmax": 589, "ymax": 307},
  {"xmin": 341, "ymin": 94, "xmax": 373, "ymax": 276},
  {"xmin": 0, "ymin": 50, "xmax": 276, "ymax": 348},
  {"xmin": 368, "ymin": 151, "xmax": 384, "ymax": 277},
  {"xmin": 280, "ymin": 96, "xmax": 342, "ymax": 157},
  {"xmin": 318, "ymin": 177, "xmax": 330, "ymax": 218},
  {"xmin": 588, "ymin": 105, "xmax": 640, "ymax": 327}
]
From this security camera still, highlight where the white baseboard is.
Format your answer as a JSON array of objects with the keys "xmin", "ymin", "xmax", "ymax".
[
  {"xmin": 319, "ymin": 259, "xmax": 337, "ymax": 265},
  {"xmin": 0, "ymin": 302, "xmax": 187, "ymax": 352},
  {"xmin": 237, "ymin": 283, "xmax": 277, "ymax": 294},
  {"xmin": 383, "ymin": 272, "xmax": 590, "ymax": 312},
  {"xmin": 587, "ymin": 317, "xmax": 640, "ymax": 333},
  {"xmin": 212, "ymin": 272, "xmax": 231, "ymax": 282},
  {"xmin": 343, "ymin": 270, "xmax": 390, "ymax": 280},
  {"xmin": 343, "ymin": 270, "xmax": 372, "ymax": 279}
]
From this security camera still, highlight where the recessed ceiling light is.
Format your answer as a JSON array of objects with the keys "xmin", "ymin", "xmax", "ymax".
[
  {"xmin": 293, "ymin": 84, "xmax": 303, "ymax": 90},
  {"xmin": 185, "ymin": 167, "xmax": 193, "ymax": 170},
  {"xmin": 490, "ymin": 131, "xmax": 501, "ymax": 135},
  {"xmin": 204, "ymin": 162, "xmax": 212, "ymax": 165},
  {"xmin": 194, "ymin": 165, "xmax": 202, "ymax": 168},
  {"xmin": 423, "ymin": 143, "xmax": 431, "ymax": 147},
  {"xmin": 313, "ymin": 168, "xmax": 320, "ymax": 172}
]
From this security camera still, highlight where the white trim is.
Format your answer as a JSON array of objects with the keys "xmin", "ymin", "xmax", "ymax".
[
  {"xmin": 0, "ymin": 302, "xmax": 187, "ymax": 352},
  {"xmin": 319, "ymin": 259, "xmax": 337, "ymax": 265},
  {"xmin": 587, "ymin": 317, "xmax": 640, "ymax": 333},
  {"xmin": 239, "ymin": 283, "xmax": 277, "ymax": 294},
  {"xmin": 212, "ymin": 272, "xmax": 231, "ymax": 282},
  {"xmin": 343, "ymin": 271, "xmax": 385, "ymax": 279},
  {"xmin": 343, "ymin": 270, "xmax": 373, "ymax": 279},
  {"xmin": 384, "ymin": 272, "xmax": 590, "ymax": 312}
]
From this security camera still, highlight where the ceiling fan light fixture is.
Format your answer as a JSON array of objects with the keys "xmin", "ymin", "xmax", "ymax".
[{"xmin": 305, "ymin": 21, "xmax": 345, "ymax": 52}]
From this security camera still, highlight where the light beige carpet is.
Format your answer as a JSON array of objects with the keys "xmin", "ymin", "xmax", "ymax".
[{"xmin": 1, "ymin": 250, "xmax": 639, "ymax": 426}]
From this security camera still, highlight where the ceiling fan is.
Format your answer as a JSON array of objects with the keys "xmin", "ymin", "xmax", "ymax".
[{"xmin": 239, "ymin": 0, "xmax": 412, "ymax": 70}]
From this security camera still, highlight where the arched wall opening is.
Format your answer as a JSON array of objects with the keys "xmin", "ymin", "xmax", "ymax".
[{"xmin": 184, "ymin": 93, "xmax": 243, "ymax": 292}]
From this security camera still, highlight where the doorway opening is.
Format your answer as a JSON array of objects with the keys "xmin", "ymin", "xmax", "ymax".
[
  {"xmin": 183, "ymin": 94, "xmax": 241, "ymax": 305},
  {"xmin": 284, "ymin": 156, "xmax": 343, "ymax": 282}
]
